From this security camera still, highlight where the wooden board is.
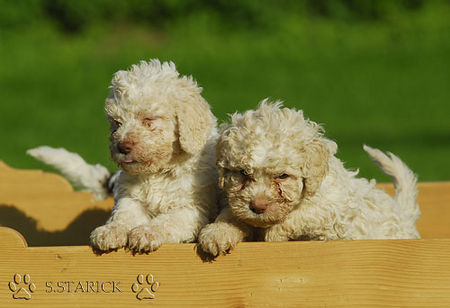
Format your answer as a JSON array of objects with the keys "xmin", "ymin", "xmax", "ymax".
[
  {"xmin": 1, "ymin": 161, "xmax": 449, "ymax": 245},
  {"xmin": 1, "ymin": 161, "xmax": 450, "ymax": 306},
  {"xmin": 378, "ymin": 182, "xmax": 450, "ymax": 239},
  {"xmin": 1, "ymin": 227, "xmax": 450, "ymax": 307},
  {"xmin": 0, "ymin": 161, "xmax": 113, "ymax": 245}
]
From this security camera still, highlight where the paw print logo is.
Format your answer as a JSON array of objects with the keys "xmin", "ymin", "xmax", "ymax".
[
  {"xmin": 8, "ymin": 274, "xmax": 36, "ymax": 300},
  {"xmin": 131, "ymin": 274, "xmax": 159, "ymax": 300}
]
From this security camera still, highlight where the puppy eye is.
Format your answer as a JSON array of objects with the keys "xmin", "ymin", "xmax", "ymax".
[
  {"xmin": 142, "ymin": 118, "xmax": 154, "ymax": 128},
  {"xmin": 111, "ymin": 120, "xmax": 121, "ymax": 132},
  {"xmin": 240, "ymin": 169, "xmax": 249, "ymax": 176},
  {"xmin": 277, "ymin": 174, "xmax": 289, "ymax": 180}
]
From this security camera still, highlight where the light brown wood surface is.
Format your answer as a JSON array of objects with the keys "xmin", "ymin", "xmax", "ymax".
[
  {"xmin": 0, "ymin": 161, "xmax": 112, "ymax": 245},
  {"xmin": 1, "ymin": 161, "xmax": 450, "ymax": 306},
  {"xmin": 1, "ymin": 227, "xmax": 450, "ymax": 306},
  {"xmin": 378, "ymin": 182, "xmax": 450, "ymax": 239},
  {"xmin": 1, "ymin": 161, "xmax": 449, "ymax": 245}
]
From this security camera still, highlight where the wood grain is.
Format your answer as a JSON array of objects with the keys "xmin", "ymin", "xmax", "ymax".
[
  {"xmin": 0, "ymin": 227, "xmax": 27, "ymax": 248},
  {"xmin": 0, "ymin": 161, "xmax": 113, "ymax": 230},
  {"xmin": 1, "ymin": 162, "xmax": 450, "ymax": 306},
  {"xmin": 0, "ymin": 161, "xmax": 113, "ymax": 245},
  {"xmin": 1, "ymin": 227, "xmax": 450, "ymax": 307},
  {"xmin": 1, "ymin": 161, "xmax": 449, "ymax": 244},
  {"xmin": 377, "ymin": 182, "xmax": 450, "ymax": 238}
]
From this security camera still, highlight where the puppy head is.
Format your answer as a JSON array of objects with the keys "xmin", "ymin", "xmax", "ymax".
[
  {"xmin": 105, "ymin": 59, "xmax": 215, "ymax": 175},
  {"xmin": 216, "ymin": 100, "xmax": 336, "ymax": 228}
]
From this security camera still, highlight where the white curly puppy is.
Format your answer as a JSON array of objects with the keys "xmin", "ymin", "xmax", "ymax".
[
  {"xmin": 198, "ymin": 101, "xmax": 420, "ymax": 256},
  {"xmin": 29, "ymin": 59, "xmax": 219, "ymax": 252}
]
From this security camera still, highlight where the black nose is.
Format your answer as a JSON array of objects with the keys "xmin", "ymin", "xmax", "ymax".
[{"xmin": 117, "ymin": 141, "xmax": 133, "ymax": 154}]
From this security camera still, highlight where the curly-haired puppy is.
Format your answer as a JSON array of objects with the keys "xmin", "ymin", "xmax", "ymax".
[
  {"xmin": 198, "ymin": 101, "xmax": 420, "ymax": 257},
  {"xmin": 29, "ymin": 59, "xmax": 218, "ymax": 252}
]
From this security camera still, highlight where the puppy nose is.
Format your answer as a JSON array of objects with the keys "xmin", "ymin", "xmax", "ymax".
[
  {"xmin": 117, "ymin": 141, "xmax": 133, "ymax": 154},
  {"xmin": 250, "ymin": 196, "xmax": 268, "ymax": 214}
]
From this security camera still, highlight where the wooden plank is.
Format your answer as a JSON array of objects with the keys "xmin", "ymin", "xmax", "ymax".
[
  {"xmin": 1, "ymin": 161, "xmax": 450, "ymax": 244},
  {"xmin": 0, "ymin": 161, "xmax": 113, "ymax": 245},
  {"xmin": 377, "ymin": 182, "xmax": 450, "ymax": 239},
  {"xmin": 0, "ymin": 161, "xmax": 113, "ymax": 229},
  {"xmin": 1, "ymin": 163, "xmax": 450, "ymax": 306},
  {"xmin": 0, "ymin": 227, "xmax": 27, "ymax": 248},
  {"xmin": 2, "ymin": 161, "xmax": 449, "ymax": 244},
  {"xmin": 0, "ymin": 227, "xmax": 449, "ymax": 307}
]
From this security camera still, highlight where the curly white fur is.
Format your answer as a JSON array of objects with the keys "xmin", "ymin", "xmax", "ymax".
[
  {"xmin": 198, "ymin": 100, "xmax": 420, "ymax": 257},
  {"xmin": 29, "ymin": 59, "xmax": 219, "ymax": 253}
]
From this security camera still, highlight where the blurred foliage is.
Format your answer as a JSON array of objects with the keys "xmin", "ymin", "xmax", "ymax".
[
  {"xmin": 0, "ymin": 0, "xmax": 441, "ymax": 33},
  {"xmin": 0, "ymin": 0, "xmax": 449, "ymax": 181}
]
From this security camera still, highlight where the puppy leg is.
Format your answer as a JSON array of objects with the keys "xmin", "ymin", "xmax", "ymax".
[
  {"xmin": 90, "ymin": 198, "xmax": 149, "ymax": 251},
  {"xmin": 264, "ymin": 223, "xmax": 292, "ymax": 242},
  {"xmin": 198, "ymin": 207, "xmax": 252, "ymax": 257},
  {"xmin": 127, "ymin": 206, "xmax": 208, "ymax": 252}
]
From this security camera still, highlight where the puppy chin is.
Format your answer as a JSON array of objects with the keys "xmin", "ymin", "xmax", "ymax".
[
  {"xmin": 117, "ymin": 161, "xmax": 146, "ymax": 175},
  {"xmin": 232, "ymin": 208, "xmax": 287, "ymax": 228},
  {"xmin": 113, "ymin": 154, "xmax": 172, "ymax": 175}
]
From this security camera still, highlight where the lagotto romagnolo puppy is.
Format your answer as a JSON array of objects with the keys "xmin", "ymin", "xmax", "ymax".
[
  {"xmin": 28, "ymin": 59, "xmax": 219, "ymax": 252},
  {"xmin": 198, "ymin": 100, "xmax": 420, "ymax": 257}
]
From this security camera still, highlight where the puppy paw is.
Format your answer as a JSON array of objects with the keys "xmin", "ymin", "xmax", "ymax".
[
  {"xmin": 198, "ymin": 222, "xmax": 242, "ymax": 257},
  {"xmin": 128, "ymin": 225, "xmax": 163, "ymax": 253},
  {"xmin": 90, "ymin": 224, "xmax": 128, "ymax": 251}
]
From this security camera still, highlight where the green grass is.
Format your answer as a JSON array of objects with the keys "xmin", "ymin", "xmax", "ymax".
[{"xmin": 1, "ymin": 3, "xmax": 449, "ymax": 182}]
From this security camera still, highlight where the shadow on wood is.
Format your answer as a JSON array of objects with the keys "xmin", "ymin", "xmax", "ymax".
[
  {"xmin": 1, "ymin": 162, "xmax": 450, "ymax": 306},
  {"xmin": 0, "ymin": 204, "xmax": 110, "ymax": 246}
]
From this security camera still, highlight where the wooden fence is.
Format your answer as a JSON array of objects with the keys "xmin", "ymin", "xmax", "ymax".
[{"xmin": 1, "ymin": 161, "xmax": 449, "ymax": 306}]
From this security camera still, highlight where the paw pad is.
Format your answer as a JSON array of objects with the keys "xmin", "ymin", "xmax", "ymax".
[
  {"xmin": 8, "ymin": 274, "xmax": 36, "ymax": 300},
  {"xmin": 131, "ymin": 274, "xmax": 159, "ymax": 300}
]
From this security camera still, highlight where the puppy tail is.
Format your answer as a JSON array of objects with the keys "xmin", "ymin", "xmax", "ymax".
[
  {"xmin": 363, "ymin": 145, "xmax": 420, "ymax": 223},
  {"xmin": 27, "ymin": 146, "xmax": 114, "ymax": 200}
]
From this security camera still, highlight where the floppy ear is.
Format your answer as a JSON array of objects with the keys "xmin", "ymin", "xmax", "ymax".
[
  {"xmin": 215, "ymin": 123, "xmax": 233, "ymax": 189},
  {"xmin": 176, "ymin": 93, "xmax": 215, "ymax": 155},
  {"xmin": 302, "ymin": 139, "xmax": 331, "ymax": 197},
  {"xmin": 216, "ymin": 142, "xmax": 226, "ymax": 190}
]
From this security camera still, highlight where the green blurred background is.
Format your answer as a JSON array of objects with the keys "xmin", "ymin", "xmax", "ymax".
[{"xmin": 1, "ymin": 0, "xmax": 449, "ymax": 182}]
